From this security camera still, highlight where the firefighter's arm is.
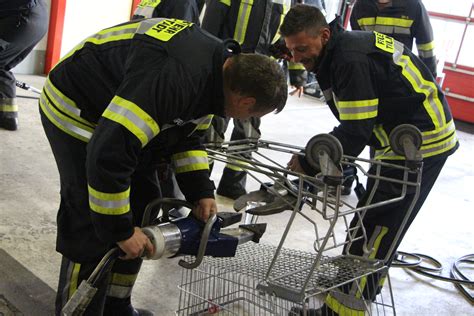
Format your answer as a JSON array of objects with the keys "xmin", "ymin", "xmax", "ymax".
[
  {"xmin": 413, "ymin": 1, "xmax": 437, "ymax": 77},
  {"xmin": 201, "ymin": 0, "xmax": 229, "ymax": 36},
  {"xmin": 167, "ymin": 0, "xmax": 201, "ymax": 24}
]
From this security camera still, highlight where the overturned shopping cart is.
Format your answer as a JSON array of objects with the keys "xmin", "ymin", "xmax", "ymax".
[{"xmin": 177, "ymin": 125, "xmax": 424, "ymax": 315}]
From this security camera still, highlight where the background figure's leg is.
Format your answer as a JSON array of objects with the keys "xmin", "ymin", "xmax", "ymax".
[
  {"xmin": 204, "ymin": 115, "xmax": 229, "ymax": 173},
  {"xmin": 0, "ymin": 0, "xmax": 48, "ymax": 130},
  {"xmin": 216, "ymin": 117, "xmax": 261, "ymax": 200}
]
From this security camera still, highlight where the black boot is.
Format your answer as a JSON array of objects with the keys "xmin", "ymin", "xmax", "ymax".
[
  {"xmin": 0, "ymin": 98, "xmax": 18, "ymax": 131},
  {"xmin": 216, "ymin": 167, "xmax": 247, "ymax": 200}
]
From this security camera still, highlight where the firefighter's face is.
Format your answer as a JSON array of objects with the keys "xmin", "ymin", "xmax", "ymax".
[{"xmin": 284, "ymin": 28, "xmax": 330, "ymax": 73}]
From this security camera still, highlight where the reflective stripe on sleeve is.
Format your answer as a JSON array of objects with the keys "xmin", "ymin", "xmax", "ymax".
[
  {"xmin": 373, "ymin": 124, "xmax": 390, "ymax": 148},
  {"xmin": 417, "ymin": 41, "xmax": 435, "ymax": 58},
  {"xmin": 102, "ymin": 96, "xmax": 160, "ymax": 147},
  {"xmin": 88, "ymin": 185, "xmax": 130, "ymax": 215},
  {"xmin": 193, "ymin": 114, "xmax": 214, "ymax": 131},
  {"xmin": 234, "ymin": 0, "xmax": 254, "ymax": 44},
  {"xmin": 134, "ymin": 0, "xmax": 162, "ymax": 18},
  {"xmin": 288, "ymin": 62, "xmax": 306, "ymax": 70},
  {"xmin": 172, "ymin": 150, "xmax": 209, "ymax": 173},
  {"xmin": 392, "ymin": 41, "xmax": 445, "ymax": 129},
  {"xmin": 220, "ymin": 0, "xmax": 231, "ymax": 6},
  {"xmin": 336, "ymin": 98, "xmax": 378, "ymax": 120}
]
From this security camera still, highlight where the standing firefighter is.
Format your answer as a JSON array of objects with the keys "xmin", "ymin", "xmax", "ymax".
[
  {"xmin": 0, "ymin": 0, "xmax": 48, "ymax": 130},
  {"xmin": 202, "ymin": 0, "xmax": 305, "ymax": 200},
  {"xmin": 281, "ymin": 5, "xmax": 457, "ymax": 315},
  {"xmin": 350, "ymin": 0, "xmax": 438, "ymax": 77},
  {"xmin": 40, "ymin": 18, "xmax": 287, "ymax": 315},
  {"xmin": 132, "ymin": 0, "xmax": 201, "ymax": 24}
]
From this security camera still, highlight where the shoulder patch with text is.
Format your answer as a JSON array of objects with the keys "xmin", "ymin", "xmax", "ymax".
[
  {"xmin": 374, "ymin": 31, "xmax": 395, "ymax": 53},
  {"xmin": 145, "ymin": 19, "xmax": 193, "ymax": 42}
]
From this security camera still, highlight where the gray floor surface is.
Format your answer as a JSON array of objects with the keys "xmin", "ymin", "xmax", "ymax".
[{"xmin": 1, "ymin": 74, "xmax": 473, "ymax": 315}]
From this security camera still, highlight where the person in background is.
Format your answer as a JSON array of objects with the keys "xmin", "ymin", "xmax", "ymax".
[
  {"xmin": 281, "ymin": 5, "xmax": 457, "ymax": 315},
  {"xmin": 40, "ymin": 18, "xmax": 287, "ymax": 315},
  {"xmin": 350, "ymin": 0, "xmax": 437, "ymax": 77},
  {"xmin": 132, "ymin": 0, "xmax": 201, "ymax": 24},
  {"xmin": 201, "ymin": 0, "xmax": 305, "ymax": 200},
  {"xmin": 0, "ymin": 0, "xmax": 48, "ymax": 130}
]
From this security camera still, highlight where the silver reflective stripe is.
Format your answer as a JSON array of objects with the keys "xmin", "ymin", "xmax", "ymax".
[
  {"xmin": 134, "ymin": 6, "xmax": 156, "ymax": 18},
  {"xmin": 361, "ymin": 25, "xmax": 375, "ymax": 31},
  {"xmin": 418, "ymin": 49, "xmax": 435, "ymax": 58},
  {"xmin": 40, "ymin": 93, "xmax": 93, "ymax": 141},
  {"xmin": 174, "ymin": 155, "xmax": 208, "ymax": 168},
  {"xmin": 322, "ymin": 88, "xmax": 333, "ymax": 102},
  {"xmin": 44, "ymin": 81, "xmax": 81, "ymax": 117},
  {"xmin": 88, "ymin": 195, "xmax": 129, "ymax": 209},
  {"xmin": 330, "ymin": 290, "xmax": 366, "ymax": 311},
  {"xmin": 392, "ymin": 41, "xmax": 443, "ymax": 128},
  {"xmin": 136, "ymin": 18, "xmax": 166, "ymax": 34},
  {"xmin": 106, "ymin": 102, "xmax": 156, "ymax": 143},
  {"xmin": 242, "ymin": 119, "xmax": 260, "ymax": 138},
  {"xmin": 338, "ymin": 105, "xmax": 377, "ymax": 115},
  {"xmin": 422, "ymin": 121, "xmax": 455, "ymax": 143},
  {"xmin": 107, "ymin": 284, "xmax": 133, "ymax": 299}
]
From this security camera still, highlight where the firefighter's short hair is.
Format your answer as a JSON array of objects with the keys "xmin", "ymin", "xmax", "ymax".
[
  {"xmin": 280, "ymin": 4, "xmax": 328, "ymax": 38},
  {"xmin": 224, "ymin": 53, "xmax": 287, "ymax": 114}
]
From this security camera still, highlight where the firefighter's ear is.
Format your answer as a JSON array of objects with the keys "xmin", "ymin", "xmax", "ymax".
[{"xmin": 320, "ymin": 28, "xmax": 331, "ymax": 45}]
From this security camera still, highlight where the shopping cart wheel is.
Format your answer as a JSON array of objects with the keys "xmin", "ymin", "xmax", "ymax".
[
  {"xmin": 305, "ymin": 133, "xmax": 343, "ymax": 171},
  {"xmin": 389, "ymin": 124, "xmax": 422, "ymax": 156}
]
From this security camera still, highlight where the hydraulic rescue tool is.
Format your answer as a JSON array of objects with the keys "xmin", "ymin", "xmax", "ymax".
[{"xmin": 61, "ymin": 198, "xmax": 266, "ymax": 316}]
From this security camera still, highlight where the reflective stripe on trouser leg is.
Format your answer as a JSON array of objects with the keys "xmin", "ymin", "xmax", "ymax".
[
  {"xmin": 104, "ymin": 257, "xmax": 143, "ymax": 312},
  {"xmin": 0, "ymin": 98, "xmax": 18, "ymax": 117},
  {"xmin": 55, "ymin": 256, "xmax": 108, "ymax": 316}
]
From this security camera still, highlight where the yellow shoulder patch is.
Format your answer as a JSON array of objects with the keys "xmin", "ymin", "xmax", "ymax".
[
  {"xmin": 374, "ymin": 31, "xmax": 395, "ymax": 53},
  {"xmin": 145, "ymin": 19, "xmax": 193, "ymax": 42}
]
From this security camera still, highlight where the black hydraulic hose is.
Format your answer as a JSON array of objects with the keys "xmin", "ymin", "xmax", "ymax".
[{"xmin": 393, "ymin": 251, "xmax": 474, "ymax": 303}]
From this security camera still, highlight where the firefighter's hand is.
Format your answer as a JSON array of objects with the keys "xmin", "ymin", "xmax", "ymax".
[
  {"xmin": 117, "ymin": 227, "xmax": 155, "ymax": 260},
  {"xmin": 289, "ymin": 86, "xmax": 303, "ymax": 98},
  {"xmin": 287, "ymin": 154, "xmax": 305, "ymax": 173},
  {"xmin": 192, "ymin": 198, "xmax": 217, "ymax": 222}
]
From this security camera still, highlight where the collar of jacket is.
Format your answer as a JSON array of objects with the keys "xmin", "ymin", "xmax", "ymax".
[{"xmin": 315, "ymin": 16, "xmax": 344, "ymax": 75}]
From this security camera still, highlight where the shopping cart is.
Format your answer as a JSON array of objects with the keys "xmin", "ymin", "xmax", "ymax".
[{"xmin": 177, "ymin": 125, "xmax": 424, "ymax": 315}]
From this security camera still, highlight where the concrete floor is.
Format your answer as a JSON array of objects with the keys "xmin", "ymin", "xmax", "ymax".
[{"xmin": 1, "ymin": 74, "xmax": 473, "ymax": 315}]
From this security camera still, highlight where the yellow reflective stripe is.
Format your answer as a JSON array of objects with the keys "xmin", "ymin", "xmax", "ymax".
[
  {"xmin": 220, "ymin": 0, "xmax": 231, "ymax": 6},
  {"xmin": 376, "ymin": 17, "xmax": 413, "ymax": 28},
  {"xmin": 172, "ymin": 150, "xmax": 209, "ymax": 173},
  {"xmin": 103, "ymin": 96, "xmax": 160, "ymax": 147},
  {"xmin": 137, "ymin": 0, "xmax": 161, "ymax": 8},
  {"xmin": 0, "ymin": 104, "xmax": 18, "ymax": 112},
  {"xmin": 375, "ymin": 131, "xmax": 457, "ymax": 160},
  {"xmin": 356, "ymin": 226, "xmax": 388, "ymax": 299},
  {"xmin": 195, "ymin": 114, "xmax": 214, "ymax": 130},
  {"xmin": 326, "ymin": 293, "xmax": 365, "ymax": 316},
  {"xmin": 360, "ymin": 17, "xmax": 413, "ymax": 28},
  {"xmin": 39, "ymin": 93, "xmax": 94, "ymax": 142},
  {"xmin": 55, "ymin": 23, "xmax": 140, "ymax": 69},
  {"xmin": 373, "ymin": 124, "xmax": 390, "ymax": 147},
  {"xmin": 337, "ymin": 98, "xmax": 378, "ymax": 120},
  {"xmin": 225, "ymin": 163, "xmax": 244, "ymax": 172},
  {"xmin": 44, "ymin": 79, "xmax": 95, "ymax": 127},
  {"xmin": 393, "ymin": 41, "xmax": 445, "ymax": 129},
  {"xmin": 417, "ymin": 41, "xmax": 435, "ymax": 51},
  {"xmin": 234, "ymin": 0, "xmax": 254, "ymax": 44},
  {"xmin": 422, "ymin": 120, "xmax": 455, "ymax": 144},
  {"xmin": 88, "ymin": 185, "xmax": 130, "ymax": 215},
  {"xmin": 110, "ymin": 273, "xmax": 138, "ymax": 286},
  {"xmin": 288, "ymin": 62, "xmax": 306, "ymax": 70},
  {"xmin": 357, "ymin": 17, "xmax": 376, "ymax": 26},
  {"xmin": 68, "ymin": 263, "xmax": 81, "ymax": 299}
]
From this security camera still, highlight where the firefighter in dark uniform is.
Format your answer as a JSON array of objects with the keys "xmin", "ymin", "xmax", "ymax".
[
  {"xmin": 281, "ymin": 5, "xmax": 458, "ymax": 315},
  {"xmin": 202, "ymin": 0, "xmax": 305, "ymax": 200},
  {"xmin": 40, "ymin": 18, "xmax": 287, "ymax": 315},
  {"xmin": 132, "ymin": 0, "xmax": 201, "ymax": 24},
  {"xmin": 350, "ymin": 0, "xmax": 437, "ymax": 77},
  {"xmin": 0, "ymin": 0, "xmax": 48, "ymax": 130}
]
